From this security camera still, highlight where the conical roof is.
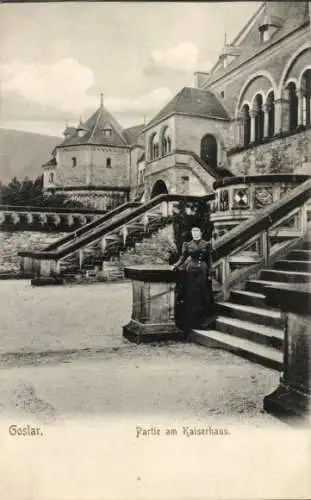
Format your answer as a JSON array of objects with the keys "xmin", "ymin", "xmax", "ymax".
[{"xmin": 59, "ymin": 104, "xmax": 129, "ymax": 147}]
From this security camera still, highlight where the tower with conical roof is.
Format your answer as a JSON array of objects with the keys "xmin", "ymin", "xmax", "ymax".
[{"xmin": 42, "ymin": 94, "xmax": 144, "ymax": 210}]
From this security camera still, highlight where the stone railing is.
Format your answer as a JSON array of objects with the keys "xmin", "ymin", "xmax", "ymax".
[
  {"xmin": 19, "ymin": 193, "xmax": 215, "ymax": 280},
  {"xmin": 0, "ymin": 204, "xmax": 113, "ymax": 232},
  {"xmin": 211, "ymin": 174, "xmax": 310, "ymax": 238},
  {"xmin": 144, "ymin": 149, "xmax": 228, "ymax": 197},
  {"xmin": 211, "ymin": 178, "xmax": 311, "ymax": 300}
]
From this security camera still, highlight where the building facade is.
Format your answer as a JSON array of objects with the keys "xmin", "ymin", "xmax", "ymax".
[{"xmin": 43, "ymin": 1, "xmax": 311, "ymax": 209}]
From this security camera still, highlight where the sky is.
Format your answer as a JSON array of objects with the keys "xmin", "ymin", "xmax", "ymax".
[{"xmin": 0, "ymin": 1, "xmax": 260, "ymax": 137}]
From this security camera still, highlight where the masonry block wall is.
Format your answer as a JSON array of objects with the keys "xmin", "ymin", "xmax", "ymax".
[
  {"xmin": 175, "ymin": 115, "xmax": 229, "ymax": 166},
  {"xmin": 55, "ymin": 145, "xmax": 130, "ymax": 187},
  {"xmin": 227, "ymin": 128, "xmax": 311, "ymax": 175}
]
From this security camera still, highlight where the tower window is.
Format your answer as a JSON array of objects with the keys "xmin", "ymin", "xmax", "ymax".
[
  {"xmin": 103, "ymin": 127, "xmax": 112, "ymax": 138},
  {"xmin": 106, "ymin": 158, "xmax": 111, "ymax": 168},
  {"xmin": 72, "ymin": 157, "xmax": 77, "ymax": 167}
]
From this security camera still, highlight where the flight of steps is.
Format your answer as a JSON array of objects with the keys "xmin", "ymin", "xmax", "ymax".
[
  {"xmin": 191, "ymin": 241, "xmax": 311, "ymax": 371},
  {"xmin": 55, "ymin": 219, "xmax": 175, "ymax": 283}
]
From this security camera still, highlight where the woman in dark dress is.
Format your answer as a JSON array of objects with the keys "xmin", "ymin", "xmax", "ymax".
[{"xmin": 172, "ymin": 226, "xmax": 215, "ymax": 332}]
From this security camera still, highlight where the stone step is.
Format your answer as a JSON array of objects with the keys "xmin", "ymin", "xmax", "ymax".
[
  {"xmin": 229, "ymin": 289, "xmax": 274, "ymax": 309},
  {"xmin": 287, "ymin": 250, "xmax": 311, "ymax": 261},
  {"xmin": 190, "ymin": 329, "xmax": 282, "ymax": 371},
  {"xmin": 215, "ymin": 316, "xmax": 283, "ymax": 350},
  {"xmin": 260, "ymin": 269, "xmax": 311, "ymax": 283},
  {"xmin": 274, "ymin": 259, "xmax": 311, "ymax": 273},
  {"xmin": 217, "ymin": 301, "xmax": 283, "ymax": 329},
  {"xmin": 245, "ymin": 279, "xmax": 290, "ymax": 294}
]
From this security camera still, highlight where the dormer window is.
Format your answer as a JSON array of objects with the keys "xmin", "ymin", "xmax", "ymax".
[
  {"xmin": 259, "ymin": 14, "xmax": 281, "ymax": 43},
  {"xmin": 259, "ymin": 25, "xmax": 269, "ymax": 43},
  {"xmin": 102, "ymin": 125, "xmax": 112, "ymax": 138}
]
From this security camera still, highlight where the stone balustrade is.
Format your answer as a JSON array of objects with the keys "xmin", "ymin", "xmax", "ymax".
[
  {"xmin": 0, "ymin": 206, "xmax": 110, "ymax": 232},
  {"xmin": 211, "ymin": 174, "xmax": 310, "ymax": 239}
]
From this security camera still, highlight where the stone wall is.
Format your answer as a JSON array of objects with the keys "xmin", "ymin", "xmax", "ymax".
[
  {"xmin": 227, "ymin": 128, "xmax": 311, "ymax": 175},
  {"xmin": 54, "ymin": 145, "xmax": 130, "ymax": 188},
  {"xmin": 0, "ymin": 231, "xmax": 66, "ymax": 272},
  {"xmin": 175, "ymin": 115, "xmax": 229, "ymax": 166}
]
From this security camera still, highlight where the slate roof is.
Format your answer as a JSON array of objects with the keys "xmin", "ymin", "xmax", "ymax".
[
  {"xmin": 206, "ymin": 1, "xmax": 309, "ymax": 84},
  {"xmin": 145, "ymin": 87, "xmax": 230, "ymax": 129},
  {"xmin": 123, "ymin": 124, "xmax": 145, "ymax": 146},
  {"xmin": 58, "ymin": 105, "xmax": 129, "ymax": 148}
]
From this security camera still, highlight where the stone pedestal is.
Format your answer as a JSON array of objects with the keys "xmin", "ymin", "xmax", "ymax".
[
  {"xmin": 263, "ymin": 284, "xmax": 311, "ymax": 423},
  {"xmin": 123, "ymin": 265, "xmax": 184, "ymax": 343}
]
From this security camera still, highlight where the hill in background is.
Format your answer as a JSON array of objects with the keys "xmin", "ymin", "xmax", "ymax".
[{"xmin": 0, "ymin": 128, "xmax": 61, "ymax": 184}]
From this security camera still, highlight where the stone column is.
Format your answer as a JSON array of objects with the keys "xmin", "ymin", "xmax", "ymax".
[
  {"xmin": 274, "ymin": 98, "xmax": 289, "ymax": 134},
  {"xmin": 263, "ymin": 103, "xmax": 270, "ymax": 138},
  {"xmin": 250, "ymin": 109, "xmax": 257, "ymax": 143},
  {"xmin": 236, "ymin": 111, "xmax": 244, "ymax": 147},
  {"xmin": 297, "ymin": 88, "xmax": 304, "ymax": 126}
]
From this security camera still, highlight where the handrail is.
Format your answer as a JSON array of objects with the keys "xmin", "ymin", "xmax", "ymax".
[
  {"xmin": 212, "ymin": 178, "xmax": 311, "ymax": 263},
  {"xmin": 189, "ymin": 151, "xmax": 234, "ymax": 181},
  {"xmin": 0, "ymin": 204, "xmax": 111, "ymax": 214},
  {"xmin": 213, "ymin": 174, "xmax": 310, "ymax": 190},
  {"xmin": 19, "ymin": 193, "xmax": 215, "ymax": 260},
  {"xmin": 43, "ymin": 201, "xmax": 141, "ymax": 251}
]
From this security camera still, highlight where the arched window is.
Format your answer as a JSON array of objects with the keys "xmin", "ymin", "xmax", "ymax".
[
  {"xmin": 241, "ymin": 104, "xmax": 251, "ymax": 147},
  {"xmin": 48, "ymin": 172, "xmax": 54, "ymax": 184},
  {"xmin": 106, "ymin": 158, "xmax": 111, "ymax": 168},
  {"xmin": 254, "ymin": 94, "xmax": 264, "ymax": 142},
  {"xmin": 149, "ymin": 132, "xmax": 159, "ymax": 161},
  {"xmin": 161, "ymin": 127, "xmax": 171, "ymax": 156},
  {"xmin": 266, "ymin": 91, "xmax": 275, "ymax": 138},
  {"xmin": 301, "ymin": 69, "xmax": 311, "ymax": 126},
  {"xmin": 200, "ymin": 134, "xmax": 217, "ymax": 168},
  {"xmin": 286, "ymin": 82, "xmax": 298, "ymax": 131}
]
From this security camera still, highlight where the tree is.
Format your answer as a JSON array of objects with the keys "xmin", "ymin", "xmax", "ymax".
[{"xmin": 0, "ymin": 175, "xmax": 84, "ymax": 208}]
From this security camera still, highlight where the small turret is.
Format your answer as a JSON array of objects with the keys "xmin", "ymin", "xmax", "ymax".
[{"xmin": 76, "ymin": 117, "xmax": 89, "ymax": 138}]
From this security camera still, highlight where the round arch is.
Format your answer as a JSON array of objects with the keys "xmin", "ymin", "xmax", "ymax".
[
  {"xmin": 235, "ymin": 71, "xmax": 278, "ymax": 118},
  {"xmin": 151, "ymin": 179, "xmax": 169, "ymax": 198},
  {"xmin": 251, "ymin": 90, "xmax": 266, "ymax": 107},
  {"xmin": 279, "ymin": 43, "xmax": 311, "ymax": 94},
  {"xmin": 298, "ymin": 65, "xmax": 311, "ymax": 88},
  {"xmin": 200, "ymin": 134, "xmax": 218, "ymax": 168}
]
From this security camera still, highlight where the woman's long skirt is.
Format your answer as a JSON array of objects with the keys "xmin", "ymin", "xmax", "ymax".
[{"xmin": 174, "ymin": 261, "xmax": 215, "ymax": 332}]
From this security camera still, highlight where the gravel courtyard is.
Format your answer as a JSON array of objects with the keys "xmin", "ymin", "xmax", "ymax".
[
  {"xmin": 0, "ymin": 279, "xmax": 282, "ymax": 424},
  {"xmin": 3, "ymin": 281, "xmax": 308, "ymax": 500}
]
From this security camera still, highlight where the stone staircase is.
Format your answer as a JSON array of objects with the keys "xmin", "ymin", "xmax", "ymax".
[{"xmin": 191, "ymin": 239, "xmax": 311, "ymax": 371}]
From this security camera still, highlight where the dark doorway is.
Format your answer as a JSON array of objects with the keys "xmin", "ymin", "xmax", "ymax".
[
  {"xmin": 151, "ymin": 179, "xmax": 168, "ymax": 198},
  {"xmin": 200, "ymin": 134, "xmax": 217, "ymax": 168}
]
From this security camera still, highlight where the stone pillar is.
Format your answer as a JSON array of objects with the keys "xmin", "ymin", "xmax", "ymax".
[
  {"xmin": 275, "ymin": 98, "xmax": 289, "ymax": 134},
  {"xmin": 297, "ymin": 88, "xmax": 304, "ymax": 126},
  {"xmin": 236, "ymin": 111, "xmax": 244, "ymax": 147},
  {"xmin": 250, "ymin": 109, "xmax": 257, "ymax": 143},
  {"xmin": 123, "ymin": 265, "xmax": 184, "ymax": 343},
  {"xmin": 263, "ymin": 103, "xmax": 270, "ymax": 138},
  {"xmin": 263, "ymin": 284, "xmax": 311, "ymax": 422}
]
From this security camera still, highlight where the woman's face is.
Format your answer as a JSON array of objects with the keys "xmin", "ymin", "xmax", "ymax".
[{"xmin": 191, "ymin": 228, "xmax": 202, "ymax": 241}]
